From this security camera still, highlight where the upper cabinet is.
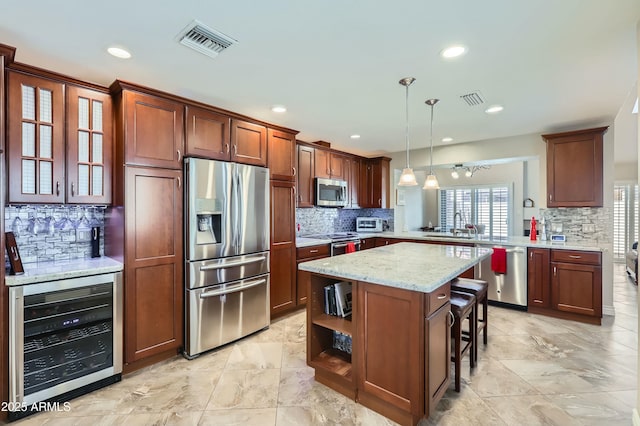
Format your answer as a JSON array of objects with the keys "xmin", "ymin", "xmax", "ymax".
[
  {"xmin": 297, "ymin": 144, "xmax": 315, "ymax": 208},
  {"xmin": 118, "ymin": 89, "xmax": 184, "ymax": 169},
  {"xmin": 66, "ymin": 85, "xmax": 112, "ymax": 204},
  {"xmin": 231, "ymin": 119, "xmax": 267, "ymax": 167},
  {"xmin": 543, "ymin": 127, "xmax": 607, "ymax": 208},
  {"xmin": 314, "ymin": 149, "xmax": 349, "ymax": 180},
  {"xmin": 184, "ymin": 104, "xmax": 231, "ymax": 160},
  {"xmin": 7, "ymin": 70, "xmax": 112, "ymax": 204},
  {"xmin": 268, "ymin": 128, "xmax": 296, "ymax": 181},
  {"xmin": 7, "ymin": 71, "xmax": 65, "ymax": 204},
  {"xmin": 360, "ymin": 157, "xmax": 390, "ymax": 208}
]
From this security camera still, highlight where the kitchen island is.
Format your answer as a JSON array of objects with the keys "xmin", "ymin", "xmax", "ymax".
[{"xmin": 298, "ymin": 242, "xmax": 491, "ymax": 426}]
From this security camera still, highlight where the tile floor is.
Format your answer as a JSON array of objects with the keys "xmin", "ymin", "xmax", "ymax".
[{"xmin": 7, "ymin": 264, "xmax": 638, "ymax": 426}]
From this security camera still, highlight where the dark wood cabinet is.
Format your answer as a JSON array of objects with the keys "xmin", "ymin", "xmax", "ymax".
[
  {"xmin": 527, "ymin": 248, "xmax": 551, "ymax": 308},
  {"xmin": 329, "ymin": 152, "xmax": 349, "ymax": 180},
  {"xmin": 7, "ymin": 70, "xmax": 65, "ymax": 204},
  {"xmin": 296, "ymin": 244, "xmax": 330, "ymax": 305},
  {"xmin": 296, "ymin": 144, "xmax": 315, "ymax": 207},
  {"xmin": 268, "ymin": 128, "xmax": 296, "ymax": 181},
  {"xmin": 120, "ymin": 89, "xmax": 184, "ymax": 169},
  {"xmin": 314, "ymin": 149, "xmax": 350, "ymax": 180},
  {"xmin": 270, "ymin": 180, "xmax": 296, "ymax": 315},
  {"xmin": 66, "ymin": 85, "xmax": 112, "ymax": 204},
  {"xmin": 314, "ymin": 148, "xmax": 331, "ymax": 179},
  {"xmin": 0, "ymin": 48, "xmax": 10, "ymax": 423},
  {"xmin": 543, "ymin": 127, "xmax": 607, "ymax": 207},
  {"xmin": 123, "ymin": 166, "xmax": 183, "ymax": 363},
  {"xmin": 360, "ymin": 237, "xmax": 375, "ymax": 250},
  {"xmin": 527, "ymin": 248, "xmax": 602, "ymax": 324},
  {"xmin": 360, "ymin": 157, "xmax": 391, "ymax": 208},
  {"xmin": 231, "ymin": 119, "xmax": 267, "ymax": 167},
  {"xmin": 184, "ymin": 104, "xmax": 231, "ymax": 160},
  {"xmin": 348, "ymin": 157, "xmax": 360, "ymax": 208}
]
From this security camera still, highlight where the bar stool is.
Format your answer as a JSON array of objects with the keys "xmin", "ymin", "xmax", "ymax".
[
  {"xmin": 449, "ymin": 290, "xmax": 476, "ymax": 392},
  {"xmin": 451, "ymin": 278, "xmax": 488, "ymax": 364}
]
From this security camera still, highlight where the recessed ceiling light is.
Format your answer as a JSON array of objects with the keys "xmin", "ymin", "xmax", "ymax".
[
  {"xmin": 271, "ymin": 105, "xmax": 287, "ymax": 113},
  {"xmin": 440, "ymin": 45, "xmax": 467, "ymax": 59},
  {"xmin": 485, "ymin": 105, "xmax": 504, "ymax": 114},
  {"xmin": 107, "ymin": 46, "xmax": 131, "ymax": 59},
  {"xmin": 442, "ymin": 137, "xmax": 453, "ymax": 143},
  {"xmin": 350, "ymin": 134, "xmax": 361, "ymax": 139}
]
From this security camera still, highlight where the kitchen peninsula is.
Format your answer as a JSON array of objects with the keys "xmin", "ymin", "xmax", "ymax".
[{"xmin": 298, "ymin": 242, "xmax": 491, "ymax": 426}]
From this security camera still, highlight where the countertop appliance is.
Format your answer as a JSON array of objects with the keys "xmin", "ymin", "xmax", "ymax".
[
  {"xmin": 475, "ymin": 244, "xmax": 527, "ymax": 308},
  {"xmin": 184, "ymin": 158, "xmax": 270, "ymax": 359},
  {"xmin": 8, "ymin": 272, "xmax": 122, "ymax": 420},
  {"xmin": 315, "ymin": 177, "xmax": 347, "ymax": 207},
  {"xmin": 356, "ymin": 217, "xmax": 384, "ymax": 233}
]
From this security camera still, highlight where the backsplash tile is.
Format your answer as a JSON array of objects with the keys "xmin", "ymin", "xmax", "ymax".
[
  {"xmin": 295, "ymin": 207, "xmax": 394, "ymax": 235},
  {"xmin": 4, "ymin": 205, "xmax": 106, "ymax": 265},
  {"xmin": 539, "ymin": 207, "xmax": 612, "ymax": 244}
]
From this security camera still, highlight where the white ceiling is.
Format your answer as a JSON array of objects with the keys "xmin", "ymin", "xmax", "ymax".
[{"xmin": 2, "ymin": 0, "xmax": 639, "ymax": 160}]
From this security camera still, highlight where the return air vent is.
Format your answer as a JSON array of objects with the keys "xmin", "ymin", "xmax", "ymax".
[
  {"xmin": 177, "ymin": 20, "xmax": 237, "ymax": 58},
  {"xmin": 460, "ymin": 91, "xmax": 485, "ymax": 106}
]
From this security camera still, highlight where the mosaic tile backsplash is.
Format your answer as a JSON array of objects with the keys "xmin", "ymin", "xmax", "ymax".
[
  {"xmin": 295, "ymin": 207, "xmax": 394, "ymax": 236},
  {"xmin": 538, "ymin": 207, "xmax": 612, "ymax": 245},
  {"xmin": 5, "ymin": 205, "xmax": 106, "ymax": 265}
]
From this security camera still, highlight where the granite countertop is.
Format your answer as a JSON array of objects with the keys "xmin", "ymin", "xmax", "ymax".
[
  {"xmin": 358, "ymin": 231, "xmax": 606, "ymax": 252},
  {"xmin": 5, "ymin": 257, "xmax": 124, "ymax": 286},
  {"xmin": 298, "ymin": 242, "xmax": 491, "ymax": 293}
]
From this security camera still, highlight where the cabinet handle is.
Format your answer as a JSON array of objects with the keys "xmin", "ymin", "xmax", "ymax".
[
  {"xmin": 177, "ymin": 177, "xmax": 181, "ymax": 189},
  {"xmin": 71, "ymin": 182, "xmax": 75, "ymax": 197},
  {"xmin": 437, "ymin": 294, "xmax": 447, "ymax": 300},
  {"xmin": 177, "ymin": 149, "xmax": 182, "ymax": 162},
  {"xmin": 378, "ymin": 198, "xmax": 381, "ymax": 207},
  {"xmin": 310, "ymin": 249, "xmax": 319, "ymax": 253},
  {"xmin": 549, "ymin": 194, "xmax": 553, "ymax": 201},
  {"xmin": 568, "ymin": 255, "xmax": 581, "ymax": 259},
  {"xmin": 292, "ymin": 167, "xmax": 296, "ymax": 177},
  {"xmin": 530, "ymin": 252, "xmax": 533, "ymax": 259},
  {"xmin": 553, "ymin": 266, "xmax": 557, "ymax": 276},
  {"xmin": 449, "ymin": 311, "xmax": 455, "ymax": 328},
  {"xmin": 225, "ymin": 143, "xmax": 230, "ymax": 154},
  {"xmin": 233, "ymin": 145, "xmax": 238, "ymax": 156},
  {"xmin": 56, "ymin": 181, "xmax": 60, "ymax": 197}
]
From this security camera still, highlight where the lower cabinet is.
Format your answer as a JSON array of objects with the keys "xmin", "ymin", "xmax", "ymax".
[
  {"xmin": 270, "ymin": 180, "xmax": 296, "ymax": 316},
  {"xmin": 360, "ymin": 237, "xmax": 376, "ymax": 250},
  {"xmin": 527, "ymin": 248, "xmax": 602, "ymax": 324},
  {"xmin": 296, "ymin": 244, "xmax": 330, "ymax": 305},
  {"xmin": 306, "ymin": 272, "xmax": 451, "ymax": 426}
]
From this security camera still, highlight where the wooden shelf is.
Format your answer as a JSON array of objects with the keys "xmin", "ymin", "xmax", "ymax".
[
  {"xmin": 311, "ymin": 314, "xmax": 352, "ymax": 336},
  {"xmin": 309, "ymin": 349, "xmax": 352, "ymax": 379}
]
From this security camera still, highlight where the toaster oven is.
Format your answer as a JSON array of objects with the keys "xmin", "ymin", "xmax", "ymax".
[{"xmin": 356, "ymin": 217, "xmax": 384, "ymax": 233}]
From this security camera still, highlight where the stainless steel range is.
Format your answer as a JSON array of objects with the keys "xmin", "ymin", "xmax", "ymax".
[{"xmin": 305, "ymin": 232, "xmax": 361, "ymax": 256}]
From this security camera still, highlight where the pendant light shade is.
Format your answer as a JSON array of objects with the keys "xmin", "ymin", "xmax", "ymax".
[
  {"xmin": 398, "ymin": 77, "xmax": 417, "ymax": 187},
  {"xmin": 423, "ymin": 98, "xmax": 440, "ymax": 190}
]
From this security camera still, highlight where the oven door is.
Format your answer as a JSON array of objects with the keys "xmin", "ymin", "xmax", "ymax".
[{"xmin": 331, "ymin": 240, "xmax": 361, "ymax": 256}]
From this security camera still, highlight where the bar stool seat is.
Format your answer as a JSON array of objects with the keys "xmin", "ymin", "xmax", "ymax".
[
  {"xmin": 452, "ymin": 278, "xmax": 488, "ymax": 364},
  {"xmin": 449, "ymin": 290, "xmax": 476, "ymax": 392}
]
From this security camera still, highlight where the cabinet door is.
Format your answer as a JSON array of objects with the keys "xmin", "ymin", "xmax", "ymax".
[
  {"xmin": 330, "ymin": 152, "xmax": 348, "ymax": 180},
  {"xmin": 268, "ymin": 129, "xmax": 296, "ymax": 181},
  {"xmin": 544, "ymin": 127, "xmax": 606, "ymax": 207},
  {"xmin": 184, "ymin": 105, "xmax": 230, "ymax": 160},
  {"xmin": 360, "ymin": 238, "xmax": 374, "ymax": 250},
  {"xmin": 123, "ymin": 91, "xmax": 184, "ymax": 169},
  {"xmin": 371, "ymin": 158, "xmax": 390, "ymax": 208},
  {"xmin": 231, "ymin": 119, "xmax": 267, "ymax": 166},
  {"xmin": 527, "ymin": 248, "xmax": 550, "ymax": 308},
  {"xmin": 270, "ymin": 180, "xmax": 296, "ymax": 314},
  {"xmin": 7, "ymin": 71, "xmax": 65, "ymax": 203},
  {"xmin": 124, "ymin": 166, "xmax": 183, "ymax": 362},
  {"xmin": 552, "ymin": 262, "xmax": 602, "ymax": 317},
  {"xmin": 348, "ymin": 157, "xmax": 360, "ymax": 208},
  {"xmin": 314, "ymin": 148, "xmax": 331, "ymax": 179},
  {"xmin": 359, "ymin": 160, "xmax": 374, "ymax": 208},
  {"xmin": 355, "ymin": 282, "xmax": 423, "ymax": 418},
  {"xmin": 66, "ymin": 86, "xmax": 112, "ymax": 204},
  {"xmin": 426, "ymin": 302, "xmax": 450, "ymax": 416},
  {"xmin": 297, "ymin": 145, "xmax": 315, "ymax": 208}
]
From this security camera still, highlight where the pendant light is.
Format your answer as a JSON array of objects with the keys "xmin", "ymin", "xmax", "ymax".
[
  {"xmin": 423, "ymin": 98, "xmax": 440, "ymax": 189},
  {"xmin": 398, "ymin": 77, "xmax": 418, "ymax": 186}
]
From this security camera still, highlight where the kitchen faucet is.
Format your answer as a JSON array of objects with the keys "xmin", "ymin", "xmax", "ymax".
[{"xmin": 453, "ymin": 211, "xmax": 462, "ymax": 234}]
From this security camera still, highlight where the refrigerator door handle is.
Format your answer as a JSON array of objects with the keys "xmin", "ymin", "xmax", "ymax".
[
  {"xmin": 199, "ymin": 256, "xmax": 267, "ymax": 271},
  {"xmin": 199, "ymin": 278, "xmax": 267, "ymax": 298}
]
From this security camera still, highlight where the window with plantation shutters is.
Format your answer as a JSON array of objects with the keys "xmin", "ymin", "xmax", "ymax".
[
  {"xmin": 613, "ymin": 184, "xmax": 639, "ymax": 261},
  {"xmin": 439, "ymin": 185, "xmax": 511, "ymax": 239}
]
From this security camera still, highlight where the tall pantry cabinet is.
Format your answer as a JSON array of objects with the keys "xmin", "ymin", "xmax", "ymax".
[{"xmin": 107, "ymin": 81, "xmax": 184, "ymax": 371}]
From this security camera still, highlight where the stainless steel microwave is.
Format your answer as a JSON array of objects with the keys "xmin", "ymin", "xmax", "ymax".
[{"xmin": 315, "ymin": 177, "xmax": 348, "ymax": 207}]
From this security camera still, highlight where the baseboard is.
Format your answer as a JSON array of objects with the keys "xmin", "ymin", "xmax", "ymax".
[
  {"xmin": 602, "ymin": 304, "xmax": 616, "ymax": 316},
  {"xmin": 632, "ymin": 408, "xmax": 640, "ymax": 426}
]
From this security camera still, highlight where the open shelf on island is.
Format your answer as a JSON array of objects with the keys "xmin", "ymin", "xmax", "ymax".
[
  {"xmin": 311, "ymin": 313, "xmax": 352, "ymax": 336},
  {"xmin": 309, "ymin": 348, "xmax": 352, "ymax": 379}
]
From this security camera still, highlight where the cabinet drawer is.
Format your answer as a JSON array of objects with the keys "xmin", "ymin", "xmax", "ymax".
[
  {"xmin": 297, "ymin": 244, "xmax": 330, "ymax": 260},
  {"xmin": 426, "ymin": 282, "xmax": 450, "ymax": 316},
  {"xmin": 551, "ymin": 250, "xmax": 601, "ymax": 265}
]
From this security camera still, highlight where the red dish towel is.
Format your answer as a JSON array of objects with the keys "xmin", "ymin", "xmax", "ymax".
[
  {"xmin": 491, "ymin": 247, "xmax": 507, "ymax": 274},
  {"xmin": 346, "ymin": 242, "xmax": 356, "ymax": 253}
]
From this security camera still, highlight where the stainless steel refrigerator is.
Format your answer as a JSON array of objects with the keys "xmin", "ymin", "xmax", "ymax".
[{"xmin": 184, "ymin": 157, "xmax": 270, "ymax": 358}]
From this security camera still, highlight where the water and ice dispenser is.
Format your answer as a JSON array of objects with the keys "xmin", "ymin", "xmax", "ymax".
[{"xmin": 195, "ymin": 198, "xmax": 222, "ymax": 246}]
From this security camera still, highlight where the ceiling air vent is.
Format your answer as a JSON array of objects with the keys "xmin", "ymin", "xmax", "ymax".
[
  {"xmin": 460, "ymin": 91, "xmax": 485, "ymax": 106},
  {"xmin": 177, "ymin": 20, "xmax": 237, "ymax": 58}
]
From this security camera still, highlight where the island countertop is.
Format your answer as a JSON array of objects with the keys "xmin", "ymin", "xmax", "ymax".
[{"xmin": 298, "ymin": 242, "xmax": 491, "ymax": 293}]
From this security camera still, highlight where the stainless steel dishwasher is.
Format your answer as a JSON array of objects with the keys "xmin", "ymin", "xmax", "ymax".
[{"xmin": 475, "ymin": 244, "xmax": 527, "ymax": 309}]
